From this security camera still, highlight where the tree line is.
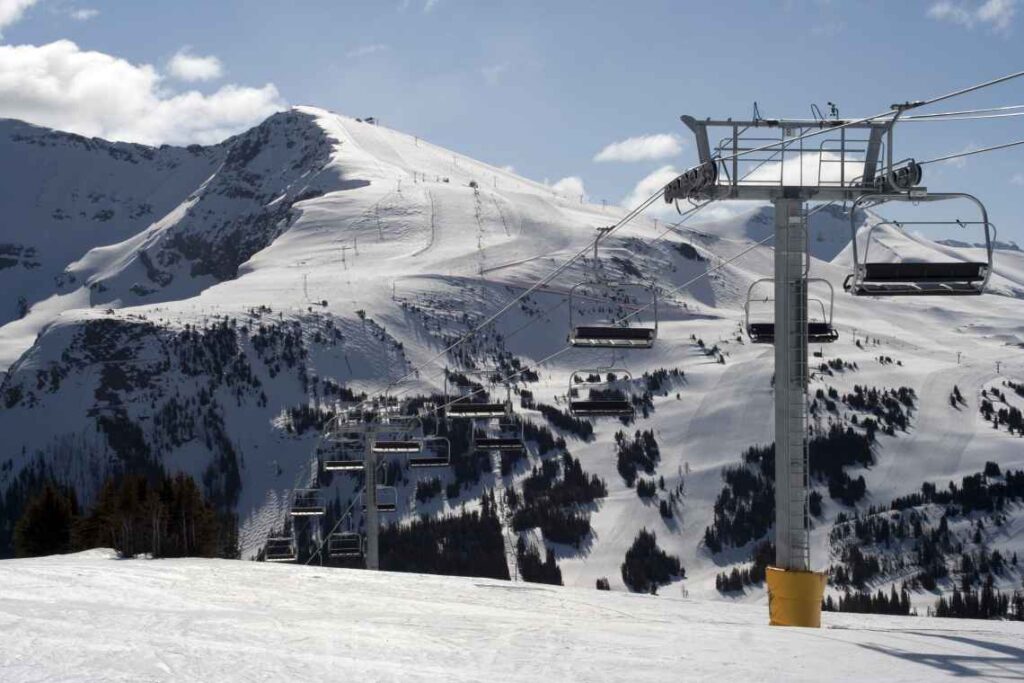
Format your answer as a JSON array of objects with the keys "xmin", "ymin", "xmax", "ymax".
[{"xmin": 13, "ymin": 471, "xmax": 236, "ymax": 559}]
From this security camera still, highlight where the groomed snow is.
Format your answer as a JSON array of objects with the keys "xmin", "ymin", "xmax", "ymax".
[{"xmin": 1, "ymin": 551, "xmax": 1022, "ymax": 682}]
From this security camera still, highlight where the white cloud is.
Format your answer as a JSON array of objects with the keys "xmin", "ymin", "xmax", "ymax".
[
  {"xmin": 479, "ymin": 62, "xmax": 509, "ymax": 86},
  {"xmin": 621, "ymin": 165, "xmax": 682, "ymax": 217},
  {"xmin": 0, "ymin": 0, "xmax": 38, "ymax": 32},
  {"xmin": 594, "ymin": 133, "xmax": 683, "ymax": 163},
  {"xmin": 0, "ymin": 40, "xmax": 286, "ymax": 146},
  {"xmin": 928, "ymin": 1, "xmax": 973, "ymax": 24},
  {"xmin": 1010, "ymin": 172, "xmax": 1024, "ymax": 185},
  {"xmin": 69, "ymin": 7, "xmax": 98, "ymax": 20},
  {"xmin": 424, "ymin": 0, "xmax": 441, "ymax": 11},
  {"xmin": 978, "ymin": 0, "xmax": 1017, "ymax": 28},
  {"xmin": 551, "ymin": 176, "xmax": 586, "ymax": 200},
  {"xmin": 346, "ymin": 43, "xmax": 388, "ymax": 58},
  {"xmin": 928, "ymin": 0, "xmax": 1017, "ymax": 32},
  {"xmin": 167, "ymin": 48, "xmax": 223, "ymax": 82}
]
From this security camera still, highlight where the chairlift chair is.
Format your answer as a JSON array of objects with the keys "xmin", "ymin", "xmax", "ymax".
[
  {"xmin": 845, "ymin": 192, "xmax": 994, "ymax": 296},
  {"xmin": 318, "ymin": 437, "xmax": 365, "ymax": 471},
  {"xmin": 408, "ymin": 436, "xmax": 451, "ymax": 467},
  {"xmin": 444, "ymin": 374, "xmax": 511, "ymax": 419},
  {"xmin": 473, "ymin": 419, "xmax": 525, "ymax": 451},
  {"xmin": 361, "ymin": 485, "xmax": 398, "ymax": 513},
  {"xmin": 327, "ymin": 531, "xmax": 364, "ymax": 558},
  {"xmin": 371, "ymin": 415, "xmax": 424, "ymax": 453},
  {"xmin": 264, "ymin": 536, "xmax": 297, "ymax": 562},
  {"xmin": 744, "ymin": 278, "xmax": 839, "ymax": 344},
  {"xmin": 567, "ymin": 280, "xmax": 658, "ymax": 348},
  {"xmin": 371, "ymin": 438, "xmax": 423, "ymax": 453},
  {"xmin": 567, "ymin": 369, "xmax": 636, "ymax": 418},
  {"xmin": 290, "ymin": 488, "xmax": 326, "ymax": 516}
]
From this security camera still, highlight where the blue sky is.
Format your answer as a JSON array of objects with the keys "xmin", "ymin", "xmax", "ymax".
[{"xmin": 1, "ymin": 0, "xmax": 1022, "ymax": 241}]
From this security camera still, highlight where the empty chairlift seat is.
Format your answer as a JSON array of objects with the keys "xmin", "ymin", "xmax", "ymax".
[
  {"xmin": 569, "ymin": 399, "xmax": 634, "ymax": 416},
  {"xmin": 362, "ymin": 486, "xmax": 398, "ymax": 512},
  {"xmin": 567, "ymin": 280, "xmax": 658, "ymax": 349},
  {"xmin": 846, "ymin": 192, "xmax": 994, "ymax": 296},
  {"xmin": 290, "ymin": 489, "xmax": 325, "ymax": 516},
  {"xmin": 369, "ymin": 414, "xmax": 424, "ymax": 453},
  {"xmin": 745, "ymin": 278, "xmax": 838, "ymax": 344},
  {"xmin": 746, "ymin": 322, "xmax": 775, "ymax": 344},
  {"xmin": 853, "ymin": 261, "xmax": 988, "ymax": 295},
  {"xmin": 473, "ymin": 421, "xmax": 525, "ymax": 451},
  {"xmin": 318, "ymin": 438, "xmax": 365, "ymax": 471},
  {"xmin": 747, "ymin": 321, "xmax": 838, "ymax": 344},
  {"xmin": 371, "ymin": 438, "xmax": 422, "ymax": 453},
  {"xmin": 443, "ymin": 370, "xmax": 516, "ymax": 419},
  {"xmin": 569, "ymin": 325, "xmax": 657, "ymax": 348},
  {"xmin": 328, "ymin": 532, "xmax": 363, "ymax": 558},
  {"xmin": 567, "ymin": 369, "xmax": 636, "ymax": 418},
  {"xmin": 408, "ymin": 437, "xmax": 451, "ymax": 467},
  {"xmin": 264, "ymin": 537, "xmax": 296, "ymax": 562},
  {"xmin": 445, "ymin": 401, "xmax": 510, "ymax": 419}
]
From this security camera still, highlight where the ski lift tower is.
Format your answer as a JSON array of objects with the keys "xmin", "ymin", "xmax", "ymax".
[{"xmin": 667, "ymin": 107, "xmax": 924, "ymax": 627}]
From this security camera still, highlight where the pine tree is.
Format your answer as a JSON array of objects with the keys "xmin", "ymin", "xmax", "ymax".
[{"xmin": 13, "ymin": 484, "xmax": 78, "ymax": 557}]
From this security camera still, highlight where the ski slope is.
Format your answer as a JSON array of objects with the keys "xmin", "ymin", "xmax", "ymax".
[
  {"xmin": 1, "ymin": 107, "xmax": 1024, "ymax": 608},
  {"xmin": 1, "ymin": 550, "xmax": 1022, "ymax": 683}
]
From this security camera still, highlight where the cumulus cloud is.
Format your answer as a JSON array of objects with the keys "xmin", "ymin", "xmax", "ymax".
[
  {"xmin": 551, "ymin": 176, "xmax": 586, "ymax": 200},
  {"xmin": 69, "ymin": 7, "xmax": 99, "ymax": 20},
  {"xmin": 928, "ymin": 0, "xmax": 1017, "ymax": 32},
  {"xmin": 620, "ymin": 165, "xmax": 681, "ymax": 217},
  {"xmin": 346, "ymin": 43, "xmax": 388, "ymax": 58},
  {"xmin": 0, "ymin": 0, "xmax": 38, "ymax": 32},
  {"xmin": 167, "ymin": 48, "xmax": 223, "ymax": 82},
  {"xmin": 594, "ymin": 133, "xmax": 683, "ymax": 163},
  {"xmin": 0, "ymin": 40, "xmax": 286, "ymax": 146}
]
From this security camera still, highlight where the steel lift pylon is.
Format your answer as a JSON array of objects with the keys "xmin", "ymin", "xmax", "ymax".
[{"xmin": 667, "ymin": 110, "xmax": 930, "ymax": 627}]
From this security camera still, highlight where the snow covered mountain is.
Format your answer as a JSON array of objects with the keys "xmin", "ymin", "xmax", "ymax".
[{"xmin": 1, "ymin": 107, "xmax": 1023, "ymax": 615}]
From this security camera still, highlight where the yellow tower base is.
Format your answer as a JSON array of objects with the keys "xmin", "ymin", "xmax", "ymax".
[{"xmin": 766, "ymin": 567, "xmax": 827, "ymax": 627}]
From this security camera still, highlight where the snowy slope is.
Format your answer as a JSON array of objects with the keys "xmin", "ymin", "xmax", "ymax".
[
  {"xmin": 1, "ymin": 551, "xmax": 1022, "ymax": 683},
  {"xmin": 1, "ymin": 107, "xmax": 1023, "ymax": 611}
]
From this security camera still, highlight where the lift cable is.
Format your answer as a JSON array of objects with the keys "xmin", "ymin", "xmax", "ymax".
[
  {"xmin": 350, "ymin": 69, "xmax": 1024, "ymax": 418},
  {"xmin": 901, "ymin": 111, "xmax": 1024, "ymax": 122},
  {"xmin": 705, "ymin": 69, "xmax": 1024, "ymax": 169},
  {"xmin": 335, "ymin": 144, "xmax": 848, "ymax": 422},
  {"xmin": 425, "ymin": 229, "xmax": 777, "ymax": 418},
  {"xmin": 357, "ymin": 200, "xmax": 718, "ymax": 412},
  {"xmin": 919, "ymin": 137, "xmax": 1024, "ymax": 165},
  {"xmin": 373, "ymin": 187, "xmax": 666, "ymax": 395},
  {"xmin": 910, "ymin": 69, "xmax": 1024, "ymax": 111},
  {"xmin": 356, "ymin": 69, "xmax": 1024, "ymax": 420},
  {"xmin": 902, "ymin": 104, "xmax": 1024, "ymax": 119}
]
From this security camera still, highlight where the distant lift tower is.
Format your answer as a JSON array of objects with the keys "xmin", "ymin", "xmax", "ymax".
[{"xmin": 666, "ymin": 109, "xmax": 925, "ymax": 627}]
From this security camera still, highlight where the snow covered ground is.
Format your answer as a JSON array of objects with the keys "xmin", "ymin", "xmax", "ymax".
[{"xmin": 1, "ymin": 550, "xmax": 1022, "ymax": 683}]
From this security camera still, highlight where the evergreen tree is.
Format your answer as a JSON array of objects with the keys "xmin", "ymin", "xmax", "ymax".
[
  {"xmin": 13, "ymin": 484, "xmax": 78, "ymax": 557},
  {"xmin": 621, "ymin": 529, "xmax": 683, "ymax": 593}
]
